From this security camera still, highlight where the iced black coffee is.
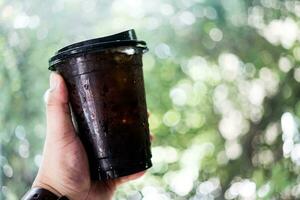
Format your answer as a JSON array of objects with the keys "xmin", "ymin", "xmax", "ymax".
[{"xmin": 48, "ymin": 30, "xmax": 152, "ymax": 180}]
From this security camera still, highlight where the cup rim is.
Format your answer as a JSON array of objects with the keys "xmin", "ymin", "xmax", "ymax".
[{"xmin": 48, "ymin": 29, "xmax": 148, "ymax": 70}]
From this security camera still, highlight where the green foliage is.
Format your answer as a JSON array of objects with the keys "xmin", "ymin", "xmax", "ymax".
[{"xmin": 2, "ymin": 0, "xmax": 300, "ymax": 199}]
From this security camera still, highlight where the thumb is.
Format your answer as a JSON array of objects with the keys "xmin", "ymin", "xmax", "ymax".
[{"xmin": 44, "ymin": 72, "xmax": 75, "ymax": 142}]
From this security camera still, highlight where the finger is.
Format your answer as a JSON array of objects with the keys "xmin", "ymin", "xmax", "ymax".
[
  {"xmin": 45, "ymin": 73, "xmax": 75, "ymax": 141},
  {"xmin": 147, "ymin": 110, "xmax": 150, "ymax": 117},
  {"xmin": 92, "ymin": 171, "xmax": 146, "ymax": 198},
  {"xmin": 114, "ymin": 171, "xmax": 146, "ymax": 186},
  {"xmin": 150, "ymin": 134, "xmax": 154, "ymax": 141}
]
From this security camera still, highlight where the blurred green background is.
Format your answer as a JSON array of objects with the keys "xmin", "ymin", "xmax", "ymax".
[{"xmin": 2, "ymin": 0, "xmax": 300, "ymax": 199}]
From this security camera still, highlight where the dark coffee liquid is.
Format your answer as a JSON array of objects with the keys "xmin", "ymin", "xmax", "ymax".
[{"xmin": 53, "ymin": 47, "xmax": 152, "ymax": 180}]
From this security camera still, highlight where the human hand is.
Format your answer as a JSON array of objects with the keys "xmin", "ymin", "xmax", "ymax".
[{"xmin": 33, "ymin": 73, "xmax": 145, "ymax": 200}]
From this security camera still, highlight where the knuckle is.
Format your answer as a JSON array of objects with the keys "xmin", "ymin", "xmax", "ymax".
[{"xmin": 47, "ymin": 103, "xmax": 70, "ymax": 115}]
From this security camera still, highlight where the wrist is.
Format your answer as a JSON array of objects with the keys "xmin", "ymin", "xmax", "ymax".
[
  {"xmin": 33, "ymin": 179, "xmax": 62, "ymax": 198},
  {"xmin": 22, "ymin": 187, "xmax": 69, "ymax": 200}
]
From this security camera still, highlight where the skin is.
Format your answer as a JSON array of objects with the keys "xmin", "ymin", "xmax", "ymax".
[{"xmin": 33, "ymin": 73, "xmax": 145, "ymax": 200}]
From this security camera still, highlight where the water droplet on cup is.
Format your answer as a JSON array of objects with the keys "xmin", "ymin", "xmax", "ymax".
[{"xmin": 84, "ymin": 84, "xmax": 89, "ymax": 90}]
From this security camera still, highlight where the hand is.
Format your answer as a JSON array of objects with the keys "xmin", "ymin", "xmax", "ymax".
[{"xmin": 33, "ymin": 73, "xmax": 145, "ymax": 200}]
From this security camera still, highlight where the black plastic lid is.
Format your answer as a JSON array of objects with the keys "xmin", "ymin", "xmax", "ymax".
[{"xmin": 49, "ymin": 29, "xmax": 148, "ymax": 70}]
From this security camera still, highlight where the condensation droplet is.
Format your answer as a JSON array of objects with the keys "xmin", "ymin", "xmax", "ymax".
[{"xmin": 84, "ymin": 84, "xmax": 89, "ymax": 90}]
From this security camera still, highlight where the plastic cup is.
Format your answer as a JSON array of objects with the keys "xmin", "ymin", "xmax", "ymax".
[{"xmin": 48, "ymin": 30, "xmax": 152, "ymax": 180}]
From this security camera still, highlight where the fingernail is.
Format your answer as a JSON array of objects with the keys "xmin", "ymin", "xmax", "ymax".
[
  {"xmin": 43, "ymin": 89, "xmax": 50, "ymax": 103},
  {"xmin": 50, "ymin": 73, "xmax": 58, "ymax": 90}
]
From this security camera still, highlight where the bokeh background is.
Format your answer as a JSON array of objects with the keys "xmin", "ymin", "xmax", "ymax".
[{"xmin": 2, "ymin": 0, "xmax": 300, "ymax": 199}]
